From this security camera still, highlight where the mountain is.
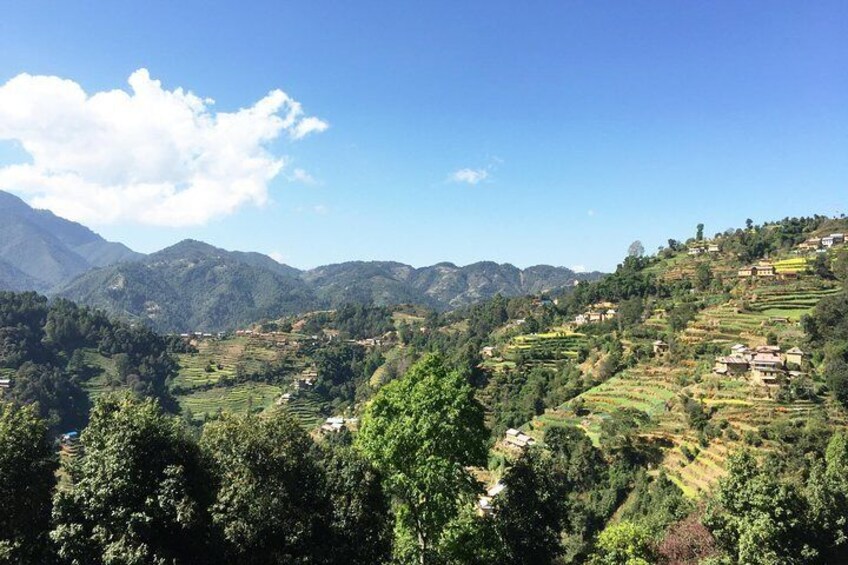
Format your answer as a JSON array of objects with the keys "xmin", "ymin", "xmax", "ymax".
[
  {"xmin": 58, "ymin": 246, "xmax": 599, "ymax": 332},
  {"xmin": 0, "ymin": 190, "xmax": 602, "ymax": 330},
  {"xmin": 0, "ymin": 190, "xmax": 142, "ymax": 291},
  {"xmin": 303, "ymin": 260, "xmax": 602, "ymax": 310},
  {"xmin": 57, "ymin": 240, "xmax": 317, "ymax": 333}
]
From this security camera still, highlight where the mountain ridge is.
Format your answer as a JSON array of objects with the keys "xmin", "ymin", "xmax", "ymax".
[{"xmin": 0, "ymin": 190, "xmax": 603, "ymax": 331}]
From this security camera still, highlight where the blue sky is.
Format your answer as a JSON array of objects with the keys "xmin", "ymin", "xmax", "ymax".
[{"xmin": 0, "ymin": 1, "xmax": 846, "ymax": 272}]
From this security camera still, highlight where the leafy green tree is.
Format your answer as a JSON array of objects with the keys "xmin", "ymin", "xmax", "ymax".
[
  {"xmin": 589, "ymin": 521, "xmax": 656, "ymax": 564},
  {"xmin": 201, "ymin": 411, "xmax": 328, "ymax": 564},
  {"xmin": 703, "ymin": 451, "xmax": 815, "ymax": 564},
  {"xmin": 825, "ymin": 357, "xmax": 848, "ymax": 410},
  {"xmin": 51, "ymin": 394, "xmax": 213, "ymax": 564},
  {"xmin": 493, "ymin": 450, "xmax": 566, "ymax": 564},
  {"xmin": 805, "ymin": 433, "xmax": 848, "ymax": 561},
  {"xmin": 0, "ymin": 402, "xmax": 57, "ymax": 563},
  {"xmin": 318, "ymin": 436, "xmax": 393, "ymax": 564},
  {"xmin": 696, "ymin": 223, "xmax": 705, "ymax": 241},
  {"xmin": 695, "ymin": 263, "xmax": 713, "ymax": 291},
  {"xmin": 356, "ymin": 354, "xmax": 488, "ymax": 564}
]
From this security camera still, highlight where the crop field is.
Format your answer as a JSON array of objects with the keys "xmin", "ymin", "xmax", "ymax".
[
  {"xmin": 497, "ymin": 330, "xmax": 587, "ymax": 370},
  {"xmin": 773, "ymin": 257, "xmax": 809, "ymax": 274},
  {"xmin": 178, "ymin": 382, "xmax": 283, "ymax": 422},
  {"xmin": 527, "ymin": 364, "xmax": 687, "ymax": 446},
  {"xmin": 173, "ymin": 336, "xmax": 305, "ymax": 393},
  {"xmin": 682, "ymin": 282, "xmax": 841, "ymax": 344},
  {"xmin": 282, "ymin": 392, "xmax": 325, "ymax": 428}
]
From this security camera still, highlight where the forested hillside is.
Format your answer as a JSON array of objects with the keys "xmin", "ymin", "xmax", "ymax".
[{"xmin": 3, "ymin": 214, "xmax": 848, "ymax": 564}]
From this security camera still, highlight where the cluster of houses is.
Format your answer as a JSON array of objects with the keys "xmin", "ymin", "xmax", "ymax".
[
  {"xmin": 574, "ymin": 302, "xmax": 617, "ymax": 326},
  {"xmin": 503, "ymin": 428, "xmax": 536, "ymax": 450},
  {"xmin": 277, "ymin": 371, "xmax": 318, "ymax": 404},
  {"xmin": 797, "ymin": 233, "xmax": 846, "ymax": 253},
  {"xmin": 688, "ymin": 242, "xmax": 721, "ymax": 255},
  {"xmin": 179, "ymin": 331, "xmax": 226, "ymax": 340},
  {"xmin": 320, "ymin": 416, "xmax": 358, "ymax": 434},
  {"xmin": 0, "ymin": 377, "xmax": 11, "ymax": 390},
  {"xmin": 713, "ymin": 344, "xmax": 807, "ymax": 386}
]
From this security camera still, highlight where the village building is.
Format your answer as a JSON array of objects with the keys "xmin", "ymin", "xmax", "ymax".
[
  {"xmin": 707, "ymin": 243, "xmax": 720, "ymax": 253},
  {"xmin": 504, "ymin": 428, "xmax": 536, "ymax": 450},
  {"xmin": 822, "ymin": 233, "xmax": 845, "ymax": 248},
  {"xmin": 294, "ymin": 376, "xmax": 315, "ymax": 390},
  {"xmin": 478, "ymin": 482, "xmax": 506, "ymax": 516},
  {"xmin": 785, "ymin": 347, "xmax": 807, "ymax": 367},
  {"xmin": 0, "ymin": 378, "xmax": 11, "ymax": 389},
  {"xmin": 714, "ymin": 355, "xmax": 750, "ymax": 376},
  {"xmin": 480, "ymin": 346, "xmax": 496, "ymax": 358},
  {"xmin": 797, "ymin": 237, "xmax": 822, "ymax": 252},
  {"xmin": 573, "ymin": 314, "xmax": 587, "ymax": 326},
  {"xmin": 588, "ymin": 311, "xmax": 605, "ymax": 323},
  {"xmin": 652, "ymin": 340, "xmax": 669, "ymax": 356},
  {"xmin": 730, "ymin": 343, "xmax": 750, "ymax": 356},
  {"xmin": 321, "ymin": 416, "xmax": 358, "ymax": 434},
  {"xmin": 688, "ymin": 245, "xmax": 706, "ymax": 256},
  {"xmin": 738, "ymin": 263, "xmax": 776, "ymax": 278},
  {"xmin": 751, "ymin": 364, "xmax": 785, "ymax": 387}
]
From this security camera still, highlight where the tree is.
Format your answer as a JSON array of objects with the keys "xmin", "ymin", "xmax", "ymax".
[
  {"xmin": 694, "ymin": 263, "xmax": 713, "ymax": 292},
  {"xmin": 356, "ymin": 354, "xmax": 488, "ymax": 564},
  {"xmin": 703, "ymin": 451, "xmax": 815, "ymax": 564},
  {"xmin": 0, "ymin": 403, "xmax": 57, "ymax": 563},
  {"xmin": 628, "ymin": 241, "xmax": 645, "ymax": 258},
  {"xmin": 696, "ymin": 223, "xmax": 705, "ymax": 241},
  {"xmin": 494, "ymin": 450, "xmax": 566, "ymax": 564},
  {"xmin": 589, "ymin": 521, "xmax": 656, "ymax": 564},
  {"xmin": 746, "ymin": 218, "xmax": 754, "ymax": 230},
  {"xmin": 51, "ymin": 394, "xmax": 213, "ymax": 564},
  {"xmin": 201, "ymin": 411, "xmax": 328, "ymax": 564},
  {"xmin": 319, "ymin": 438, "xmax": 393, "ymax": 564}
]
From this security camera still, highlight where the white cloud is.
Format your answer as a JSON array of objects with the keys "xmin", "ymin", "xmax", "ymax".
[
  {"xmin": 571, "ymin": 265, "xmax": 587, "ymax": 273},
  {"xmin": 0, "ymin": 68, "xmax": 328, "ymax": 226},
  {"xmin": 450, "ymin": 167, "xmax": 489, "ymax": 185},
  {"xmin": 288, "ymin": 167, "xmax": 318, "ymax": 185},
  {"xmin": 313, "ymin": 204, "xmax": 328, "ymax": 215}
]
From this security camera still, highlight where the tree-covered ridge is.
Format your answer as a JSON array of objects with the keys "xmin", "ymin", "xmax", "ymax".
[{"xmin": 0, "ymin": 291, "xmax": 182, "ymax": 432}]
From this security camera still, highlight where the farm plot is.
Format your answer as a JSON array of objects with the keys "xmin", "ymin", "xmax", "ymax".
[
  {"xmin": 178, "ymin": 382, "xmax": 283, "ymax": 422},
  {"xmin": 500, "ymin": 331, "xmax": 587, "ymax": 370}
]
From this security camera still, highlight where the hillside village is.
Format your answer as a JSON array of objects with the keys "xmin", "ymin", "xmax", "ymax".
[{"xmin": 3, "ymin": 214, "xmax": 848, "ymax": 564}]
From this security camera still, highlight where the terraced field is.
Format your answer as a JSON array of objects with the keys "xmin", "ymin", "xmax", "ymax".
[
  {"xmin": 528, "ymin": 364, "xmax": 688, "ymax": 445},
  {"xmin": 283, "ymin": 392, "xmax": 325, "ymax": 428},
  {"xmin": 173, "ymin": 336, "xmax": 304, "ymax": 393},
  {"xmin": 773, "ymin": 257, "xmax": 810, "ymax": 274},
  {"xmin": 497, "ymin": 330, "xmax": 587, "ymax": 369},
  {"xmin": 178, "ymin": 382, "xmax": 283, "ymax": 422},
  {"xmin": 682, "ymin": 282, "xmax": 841, "ymax": 344}
]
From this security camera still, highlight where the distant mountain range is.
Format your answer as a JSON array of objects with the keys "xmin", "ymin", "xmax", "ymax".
[
  {"xmin": 0, "ymin": 190, "xmax": 604, "ymax": 331},
  {"xmin": 0, "ymin": 191, "xmax": 141, "ymax": 292}
]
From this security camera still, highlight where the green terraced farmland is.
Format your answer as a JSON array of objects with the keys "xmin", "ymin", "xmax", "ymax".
[
  {"xmin": 500, "ymin": 330, "xmax": 587, "ymax": 369},
  {"xmin": 178, "ymin": 382, "xmax": 283, "ymax": 422}
]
